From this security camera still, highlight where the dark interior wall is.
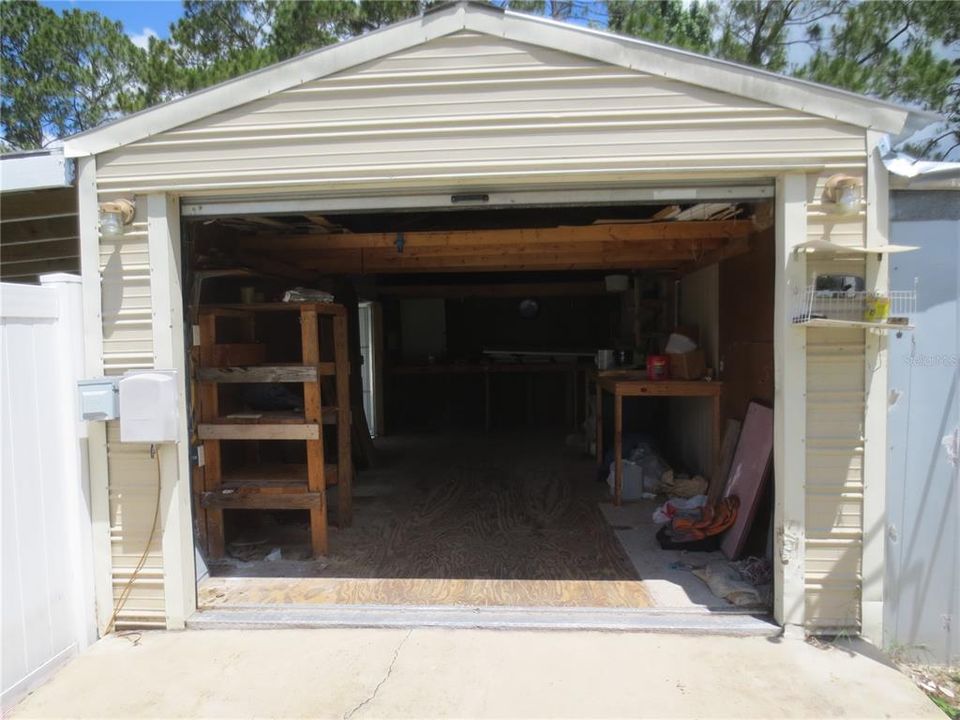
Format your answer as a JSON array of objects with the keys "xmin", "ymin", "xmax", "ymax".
[
  {"xmin": 719, "ymin": 227, "xmax": 775, "ymax": 422},
  {"xmin": 382, "ymin": 291, "xmax": 622, "ymax": 430},
  {"xmin": 445, "ymin": 295, "xmax": 620, "ymax": 357}
]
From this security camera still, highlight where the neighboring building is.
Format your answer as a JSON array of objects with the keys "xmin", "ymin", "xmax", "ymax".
[
  {"xmin": 886, "ymin": 163, "xmax": 960, "ymax": 664},
  {"xmin": 0, "ymin": 149, "xmax": 79, "ymax": 283}
]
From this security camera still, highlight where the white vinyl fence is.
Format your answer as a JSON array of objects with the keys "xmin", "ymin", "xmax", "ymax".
[{"xmin": 1, "ymin": 274, "xmax": 97, "ymax": 710}]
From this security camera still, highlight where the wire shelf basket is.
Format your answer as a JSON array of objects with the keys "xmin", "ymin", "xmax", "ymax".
[{"xmin": 792, "ymin": 279, "xmax": 917, "ymax": 327}]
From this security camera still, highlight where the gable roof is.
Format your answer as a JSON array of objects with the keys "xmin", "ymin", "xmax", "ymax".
[{"xmin": 62, "ymin": 0, "xmax": 937, "ymax": 158}]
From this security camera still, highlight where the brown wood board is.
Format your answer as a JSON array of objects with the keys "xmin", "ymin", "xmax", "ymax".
[
  {"xmin": 709, "ymin": 419, "xmax": 742, "ymax": 507},
  {"xmin": 720, "ymin": 403, "xmax": 773, "ymax": 560},
  {"xmin": 198, "ymin": 576, "xmax": 651, "ymax": 609}
]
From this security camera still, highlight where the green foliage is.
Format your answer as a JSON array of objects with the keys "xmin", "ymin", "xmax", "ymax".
[
  {"xmin": 607, "ymin": 0, "xmax": 714, "ymax": 53},
  {"xmin": 798, "ymin": 0, "xmax": 960, "ymax": 110},
  {"xmin": 1, "ymin": 0, "xmax": 141, "ymax": 149}
]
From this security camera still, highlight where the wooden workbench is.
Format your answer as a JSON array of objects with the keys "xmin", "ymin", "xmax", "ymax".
[
  {"xmin": 390, "ymin": 362, "xmax": 584, "ymax": 431},
  {"xmin": 595, "ymin": 374, "xmax": 723, "ymax": 505}
]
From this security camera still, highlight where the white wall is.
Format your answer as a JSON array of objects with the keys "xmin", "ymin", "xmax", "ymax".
[
  {"xmin": 668, "ymin": 266, "xmax": 719, "ymax": 476},
  {"xmin": 1, "ymin": 275, "xmax": 96, "ymax": 711},
  {"xmin": 886, "ymin": 190, "xmax": 960, "ymax": 664}
]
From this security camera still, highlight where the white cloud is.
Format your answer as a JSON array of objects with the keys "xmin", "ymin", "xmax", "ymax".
[{"xmin": 129, "ymin": 27, "xmax": 159, "ymax": 51}]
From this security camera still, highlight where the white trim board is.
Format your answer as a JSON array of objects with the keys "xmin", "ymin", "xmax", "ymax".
[
  {"xmin": 181, "ymin": 184, "xmax": 774, "ymax": 217},
  {"xmin": 63, "ymin": 2, "xmax": 932, "ymax": 159}
]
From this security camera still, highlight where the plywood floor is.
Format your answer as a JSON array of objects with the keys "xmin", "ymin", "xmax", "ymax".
[{"xmin": 201, "ymin": 431, "xmax": 652, "ymax": 609}]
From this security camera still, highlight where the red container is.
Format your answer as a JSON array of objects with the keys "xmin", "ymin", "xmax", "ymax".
[{"xmin": 647, "ymin": 355, "xmax": 669, "ymax": 380}]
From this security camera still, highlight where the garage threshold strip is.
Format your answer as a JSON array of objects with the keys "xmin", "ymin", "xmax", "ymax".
[{"xmin": 187, "ymin": 604, "xmax": 779, "ymax": 636}]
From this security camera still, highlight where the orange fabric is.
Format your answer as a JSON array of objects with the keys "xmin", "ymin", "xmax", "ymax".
[{"xmin": 670, "ymin": 496, "xmax": 740, "ymax": 540}]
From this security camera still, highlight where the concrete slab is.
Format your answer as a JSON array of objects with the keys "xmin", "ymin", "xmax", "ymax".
[
  {"xmin": 10, "ymin": 629, "xmax": 941, "ymax": 719},
  {"xmin": 600, "ymin": 500, "xmax": 733, "ymax": 609}
]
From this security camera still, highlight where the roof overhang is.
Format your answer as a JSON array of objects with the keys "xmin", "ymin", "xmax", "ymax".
[
  {"xmin": 63, "ymin": 0, "xmax": 937, "ymax": 159},
  {"xmin": 0, "ymin": 148, "xmax": 74, "ymax": 193}
]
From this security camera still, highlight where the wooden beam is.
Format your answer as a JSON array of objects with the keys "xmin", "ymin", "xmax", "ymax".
[
  {"xmin": 377, "ymin": 281, "xmax": 609, "ymax": 298},
  {"xmin": 677, "ymin": 235, "xmax": 752, "ymax": 275},
  {"xmin": 362, "ymin": 250, "xmax": 686, "ymax": 273},
  {"xmin": 198, "ymin": 423, "xmax": 321, "ymax": 440},
  {"xmin": 197, "ymin": 364, "xmax": 335, "ymax": 383},
  {"xmin": 201, "ymin": 491, "xmax": 326, "ymax": 510},
  {"xmin": 238, "ymin": 220, "xmax": 755, "ymax": 251}
]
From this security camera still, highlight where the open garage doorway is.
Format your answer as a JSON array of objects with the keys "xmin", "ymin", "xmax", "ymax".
[{"xmin": 184, "ymin": 194, "xmax": 777, "ymax": 621}]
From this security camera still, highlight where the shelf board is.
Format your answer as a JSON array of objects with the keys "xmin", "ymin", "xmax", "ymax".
[
  {"xmin": 794, "ymin": 318, "xmax": 914, "ymax": 330},
  {"xmin": 199, "ymin": 422, "xmax": 321, "ymax": 441},
  {"xmin": 201, "ymin": 490, "xmax": 325, "ymax": 510},
  {"xmin": 793, "ymin": 240, "xmax": 918, "ymax": 255},
  {"xmin": 197, "ymin": 363, "xmax": 336, "ymax": 384}
]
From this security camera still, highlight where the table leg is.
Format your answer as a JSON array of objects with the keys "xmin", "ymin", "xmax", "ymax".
[
  {"xmin": 595, "ymin": 382, "xmax": 603, "ymax": 466},
  {"xmin": 526, "ymin": 374, "xmax": 534, "ymax": 425},
  {"xmin": 484, "ymin": 372, "xmax": 491, "ymax": 433},
  {"xmin": 614, "ymin": 391, "xmax": 623, "ymax": 506},
  {"xmin": 712, "ymin": 393, "xmax": 722, "ymax": 474}
]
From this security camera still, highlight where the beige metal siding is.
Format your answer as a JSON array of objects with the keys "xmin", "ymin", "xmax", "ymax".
[
  {"xmin": 105, "ymin": 423, "xmax": 165, "ymax": 629},
  {"xmin": 99, "ymin": 197, "xmax": 153, "ymax": 374},
  {"xmin": 95, "ymin": 32, "xmax": 867, "ymax": 196},
  {"xmin": 0, "ymin": 188, "xmax": 79, "ymax": 283},
  {"xmin": 803, "ymin": 174, "xmax": 868, "ymax": 630},
  {"xmin": 98, "ymin": 196, "xmax": 165, "ymax": 627}
]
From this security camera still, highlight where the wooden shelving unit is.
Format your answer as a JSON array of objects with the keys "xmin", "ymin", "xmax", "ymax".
[{"xmin": 196, "ymin": 302, "xmax": 351, "ymax": 558}]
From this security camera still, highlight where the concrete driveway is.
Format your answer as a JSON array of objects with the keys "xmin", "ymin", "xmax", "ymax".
[{"xmin": 10, "ymin": 628, "xmax": 940, "ymax": 719}]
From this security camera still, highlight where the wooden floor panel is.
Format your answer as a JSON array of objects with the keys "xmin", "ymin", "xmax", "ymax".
[
  {"xmin": 202, "ymin": 431, "xmax": 651, "ymax": 609},
  {"xmin": 199, "ymin": 576, "xmax": 652, "ymax": 608}
]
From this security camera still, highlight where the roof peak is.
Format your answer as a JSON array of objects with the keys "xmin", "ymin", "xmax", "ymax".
[{"xmin": 64, "ymin": 1, "xmax": 929, "ymax": 158}]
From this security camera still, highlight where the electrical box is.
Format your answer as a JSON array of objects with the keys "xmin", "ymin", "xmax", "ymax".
[
  {"xmin": 118, "ymin": 370, "xmax": 179, "ymax": 443},
  {"xmin": 77, "ymin": 377, "xmax": 120, "ymax": 421}
]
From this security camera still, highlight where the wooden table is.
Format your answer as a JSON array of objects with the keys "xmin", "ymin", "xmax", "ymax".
[
  {"xmin": 390, "ymin": 362, "xmax": 584, "ymax": 431},
  {"xmin": 595, "ymin": 374, "xmax": 723, "ymax": 505}
]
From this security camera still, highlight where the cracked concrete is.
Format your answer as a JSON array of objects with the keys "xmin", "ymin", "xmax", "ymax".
[
  {"xmin": 9, "ymin": 628, "xmax": 942, "ymax": 719},
  {"xmin": 343, "ymin": 630, "xmax": 411, "ymax": 720}
]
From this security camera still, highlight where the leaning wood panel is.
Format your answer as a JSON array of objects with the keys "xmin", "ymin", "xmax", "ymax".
[{"xmin": 198, "ymin": 423, "xmax": 321, "ymax": 440}]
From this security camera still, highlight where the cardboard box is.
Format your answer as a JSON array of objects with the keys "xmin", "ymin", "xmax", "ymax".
[{"xmin": 668, "ymin": 349, "xmax": 705, "ymax": 380}]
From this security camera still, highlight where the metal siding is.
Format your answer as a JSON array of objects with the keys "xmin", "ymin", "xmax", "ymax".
[
  {"xmin": 803, "ymin": 176, "xmax": 869, "ymax": 630},
  {"xmin": 97, "ymin": 196, "xmax": 164, "ymax": 628},
  {"xmin": 99, "ymin": 198, "xmax": 153, "ymax": 375},
  {"xmin": 886, "ymin": 191, "xmax": 960, "ymax": 663},
  {"xmin": 95, "ymin": 32, "xmax": 866, "ymax": 196},
  {"xmin": 105, "ymin": 422, "xmax": 165, "ymax": 628}
]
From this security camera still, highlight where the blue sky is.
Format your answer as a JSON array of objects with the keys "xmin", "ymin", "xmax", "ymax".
[
  {"xmin": 39, "ymin": 1, "xmax": 611, "ymax": 48},
  {"xmin": 41, "ymin": 1, "xmax": 183, "ymax": 48}
]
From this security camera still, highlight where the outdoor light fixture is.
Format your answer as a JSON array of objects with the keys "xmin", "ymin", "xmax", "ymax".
[
  {"xmin": 99, "ymin": 199, "xmax": 136, "ymax": 237},
  {"xmin": 822, "ymin": 174, "xmax": 863, "ymax": 215}
]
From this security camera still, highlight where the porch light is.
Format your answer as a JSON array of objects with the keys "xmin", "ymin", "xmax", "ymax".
[
  {"xmin": 823, "ymin": 174, "xmax": 862, "ymax": 215},
  {"xmin": 99, "ymin": 199, "xmax": 136, "ymax": 237}
]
